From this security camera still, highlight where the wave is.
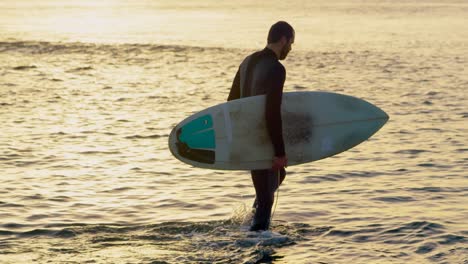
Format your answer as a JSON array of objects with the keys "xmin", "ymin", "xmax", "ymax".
[
  {"xmin": 1, "ymin": 219, "xmax": 466, "ymax": 263},
  {"xmin": 12, "ymin": 65, "xmax": 37, "ymax": 70},
  {"xmin": 0, "ymin": 40, "xmax": 234, "ymax": 56},
  {"xmin": 66, "ymin": 66, "xmax": 94, "ymax": 72},
  {"xmin": 125, "ymin": 134, "xmax": 168, "ymax": 139},
  {"xmin": 78, "ymin": 150, "xmax": 121, "ymax": 155},
  {"xmin": 0, "ymin": 220, "xmax": 320, "ymax": 263},
  {"xmin": 324, "ymin": 220, "xmax": 467, "ymax": 262}
]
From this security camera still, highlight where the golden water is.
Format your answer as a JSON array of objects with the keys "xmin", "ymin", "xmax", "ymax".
[{"xmin": 0, "ymin": 1, "xmax": 467, "ymax": 263}]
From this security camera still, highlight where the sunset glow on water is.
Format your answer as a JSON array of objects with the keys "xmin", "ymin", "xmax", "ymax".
[{"xmin": 0, "ymin": 1, "xmax": 467, "ymax": 263}]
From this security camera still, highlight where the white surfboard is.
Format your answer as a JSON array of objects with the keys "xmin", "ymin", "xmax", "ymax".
[{"xmin": 168, "ymin": 91, "xmax": 388, "ymax": 170}]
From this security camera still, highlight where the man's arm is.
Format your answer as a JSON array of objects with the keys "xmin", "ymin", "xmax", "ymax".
[
  {"xmin": 227, "ymin": 69, "xmax": 241, "ymax": 101},
  {"xmin": 265, "ymin": 64, "xmax": 286, "ymax": 161}
]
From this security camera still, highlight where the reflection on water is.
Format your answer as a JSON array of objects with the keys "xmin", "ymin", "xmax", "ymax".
[
  {"xmin": 1, "ymin": 0, "xmax": 467, "ymax": 263},
  {"xmin": 2, "ymin": 0, "xmax": 468, "ymax": 50}
]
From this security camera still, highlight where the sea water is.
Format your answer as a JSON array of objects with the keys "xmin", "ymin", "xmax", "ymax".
[{"xmin": 0, "ymin": 1, "xmax": 467, "ymax": 263}]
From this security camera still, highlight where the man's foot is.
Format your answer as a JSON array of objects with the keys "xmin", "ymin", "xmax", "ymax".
[{"xmin": 249, "ymin": 222, "xmax": 269, "ymax": 232}]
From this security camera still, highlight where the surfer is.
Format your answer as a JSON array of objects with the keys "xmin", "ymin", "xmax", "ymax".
[{"xmin": 227, "ymin": 21, "xmax": 295, "ymax": 231}]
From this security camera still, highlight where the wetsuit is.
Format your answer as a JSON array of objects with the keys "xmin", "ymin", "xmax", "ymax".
[{"xmin": 227, "ymin": 47, "xmax": 287, "ymax": 231}]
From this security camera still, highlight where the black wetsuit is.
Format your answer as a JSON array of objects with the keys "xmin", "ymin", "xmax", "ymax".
[{"xmin": 227, "ymin": 47, "xmax": 287, "ymax": 231}]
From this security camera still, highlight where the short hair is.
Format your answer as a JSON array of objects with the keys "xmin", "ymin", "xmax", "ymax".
[{"xmin": 267, "ymin": 21, "xmax": 294, "ymax": 44}]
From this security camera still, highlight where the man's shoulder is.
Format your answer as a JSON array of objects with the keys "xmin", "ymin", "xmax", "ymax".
[
  {"xmin": 270, "ymin": 60, "xmax": 286, "ymax": 75},
  {"xmin": 275, "ymin": 61, "xmax": 285, "ymax": 71},
  {"xmin": 240, "ymin": 50, "xmax": 263, "ymax": 65}
]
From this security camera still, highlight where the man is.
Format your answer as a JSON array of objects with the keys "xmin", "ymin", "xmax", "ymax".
[{"xmin": 227, "ymin": 21, "xmax": 295, "ymax": 231}]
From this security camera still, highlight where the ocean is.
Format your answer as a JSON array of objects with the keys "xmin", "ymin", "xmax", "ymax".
[{"xmin": 0, "ymin": 0, "xmax": 467, "ymax": 263}]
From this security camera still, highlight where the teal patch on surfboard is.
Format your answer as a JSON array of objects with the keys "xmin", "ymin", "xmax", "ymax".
[
  {"xmin": 178, "ymin": 115, "xmax": 216, "ymax": 149},
  {"xmin": 175, "ymin": 115, "xmax": 216, "ymax": 164}
]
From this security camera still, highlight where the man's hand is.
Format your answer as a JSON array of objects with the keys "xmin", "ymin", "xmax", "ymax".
[{"xmin": 272, "ymin": 156, "xmax": 288, "ymax": 170}]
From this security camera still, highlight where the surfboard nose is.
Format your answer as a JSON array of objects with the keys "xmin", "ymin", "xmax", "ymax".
[
  {"xmin": 368, "ymin": 102, "xmax": 389, "ymax": 133},
  {"xmin": 376, "ymin": 105, "xmax": 389, "ymax": 121},
  {"xmin": 376, "ymin": 105, "xmax": 390, "ymax": 127},
  {"xmin": 363, "ymin": 98, "xmax": 389, "ymax": 123},
  {"xmin": 384, "ymin": 110, "xmax": 390, "ymax": 121}
]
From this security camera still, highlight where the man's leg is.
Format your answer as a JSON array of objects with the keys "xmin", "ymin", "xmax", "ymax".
[
  {"xmin": 250, "ymin": 168, "xmax": 286, "ymax": 231},
  {"xmin": 251, "ymin": 168, "xmax": 286, "ymax": 208}
]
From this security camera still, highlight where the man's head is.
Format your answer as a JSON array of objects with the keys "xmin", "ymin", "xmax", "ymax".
[{"xmin": 267, "ymin": 21, "xmax": 295, "ymax": 60}]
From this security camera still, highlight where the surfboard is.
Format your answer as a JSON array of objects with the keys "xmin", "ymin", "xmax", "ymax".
[{"xmin": 168, "ymin": 91, "xmax": 388, "ymax": 170}]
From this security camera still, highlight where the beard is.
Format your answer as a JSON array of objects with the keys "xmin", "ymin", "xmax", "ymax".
[{"xmin": 279, "ymin": 45, "xmax": 290, "ymax": 60}]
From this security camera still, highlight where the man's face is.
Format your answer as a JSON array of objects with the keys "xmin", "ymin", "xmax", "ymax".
[{"xmin": 279, "ymin": 35, "xmax": 294, "ymax": 60}]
